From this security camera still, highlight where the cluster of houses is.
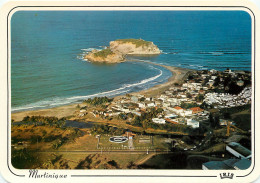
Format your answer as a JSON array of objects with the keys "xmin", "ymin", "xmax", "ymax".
[
  {"xmin": 82, "ymin": 68, "xmax": 251, "ymax": 130},
  {"xmin": 203, "ymin": 87, "xmax": 251, "ymax": 108}
]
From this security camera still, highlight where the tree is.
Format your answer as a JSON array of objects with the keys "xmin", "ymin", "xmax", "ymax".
[{"xmin": 213, "ymin": 76, "xmax": 221, "ymax": 86}]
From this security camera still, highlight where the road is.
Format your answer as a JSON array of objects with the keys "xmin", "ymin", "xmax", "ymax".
[{"xmin": 35, "ymin": 150, "xmax": 172, "ymax": 154}]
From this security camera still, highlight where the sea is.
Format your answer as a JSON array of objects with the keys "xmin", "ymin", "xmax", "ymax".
[{"xmin": 11, "ymin": 11, "xmax": 252, "ymax": 112}]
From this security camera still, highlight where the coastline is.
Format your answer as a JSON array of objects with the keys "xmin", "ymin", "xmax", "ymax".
[{"xmin": 11, "ymin": 62, "xmax": 192, "ymax": 122}]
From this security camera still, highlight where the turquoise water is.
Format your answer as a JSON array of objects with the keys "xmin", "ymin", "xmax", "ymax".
[{"xmin": 11, "ymin": 11, "xmax": 251, "ymax": 112}]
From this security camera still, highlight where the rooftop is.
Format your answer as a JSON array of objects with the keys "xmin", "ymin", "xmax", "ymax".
[
  {"xmin": 174, "ymin": 106, "xmax": 183, "ymax": 110},
  {"xmin": 227, "ymin": 142, "xmax": 251, "ymax": 157},
  {"xmin": 233, "ymin": 159, "xmax": 251, "ymax": 170},
  {"xmin": 203, "ymin": 161, "xmax": 234, "ymax": 170}
]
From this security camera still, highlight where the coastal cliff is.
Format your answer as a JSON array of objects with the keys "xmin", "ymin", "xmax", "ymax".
[{"xmin": 84, "ymin": 39, "xmax": 161, "ymax": 63}]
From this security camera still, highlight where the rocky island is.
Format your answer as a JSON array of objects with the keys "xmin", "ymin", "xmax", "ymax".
[{"xmin": 84, "ymin": 39, "xmax": 161, "ymax": 63}]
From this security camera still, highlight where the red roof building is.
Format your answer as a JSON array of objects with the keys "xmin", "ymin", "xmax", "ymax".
[
  {"xmin": 174, "ymin": 106, "xmax": 183, "ymax": 110},
  {"xmin": 190, "ymin": 107, "xmax": 204, "ymax": 114}
]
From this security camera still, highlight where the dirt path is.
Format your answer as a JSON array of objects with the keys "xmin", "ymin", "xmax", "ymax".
[{"xmin": 135, "ymin": 152, "xmax": 157, "ymax": 165}]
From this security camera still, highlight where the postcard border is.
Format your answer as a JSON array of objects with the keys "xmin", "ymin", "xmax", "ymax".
[{"xmin": 6, "ymin": 5, "xmax": 256, "ymax": 179}]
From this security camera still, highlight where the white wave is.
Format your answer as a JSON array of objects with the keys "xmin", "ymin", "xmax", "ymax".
[
  {"xmin": 69, "ymin": 67, "xmax": 162, "ymax": 100},
  {"xmin": 81, "ymin": 48, "xmax": 101, "ymax": 52},
  {"xmin": 209, "ymin": 52, "xmax": 224, "ymax": 55}
]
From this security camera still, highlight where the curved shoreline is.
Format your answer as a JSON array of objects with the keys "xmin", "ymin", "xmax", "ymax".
[{"xmin": 11, "ymin": 62, "xmax": 192, "ymax": 122}]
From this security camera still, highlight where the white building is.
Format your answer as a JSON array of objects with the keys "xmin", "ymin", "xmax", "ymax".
[
  {"xmin": 187, "ymin": 119, "xmax": 200, "ymax": 128},
  {"xmin": 152, "ymin": 118, "xmax": 166, "ymax": 124},
  {"xmin": 138, "ymin": 103, "xmax": 146, "ymax": 108},
  {"xmin": 172, "ymin": 106, "xmax": 184, "ymax": 114},
  {"xmin": 180, "ymin": 109, "xmax": 193, "ymax": 117},
  {"xmin": 226, "ymin": 142, "xmax": 251, "ymax": 159},
  {"xmin": 147, "ymin": 102, "xmax": 156, "ymax": 107}
]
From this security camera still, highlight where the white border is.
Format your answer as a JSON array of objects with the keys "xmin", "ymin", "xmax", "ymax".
[{"xmin": 0, "ymin": 1, "xmax": 259, "ymax": 183}]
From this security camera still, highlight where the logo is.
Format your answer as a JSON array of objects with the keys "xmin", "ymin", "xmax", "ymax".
[{"xmin": 220, "ymin": 172, "xmax": 234, "ymax": 179}]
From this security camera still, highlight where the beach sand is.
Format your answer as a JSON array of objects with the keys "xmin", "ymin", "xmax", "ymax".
[{"xmin": 11, "ymin": 63, "xmax": 192, "ymax": 122}]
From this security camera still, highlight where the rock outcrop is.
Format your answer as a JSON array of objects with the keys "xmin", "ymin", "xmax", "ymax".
[
  {"xmin": 84, "ymin": 39, "xmax": 161, "ymax": 63},
  {"xmin": 84, "ymin": 49, "xmax": 125, "ymax": 63}
]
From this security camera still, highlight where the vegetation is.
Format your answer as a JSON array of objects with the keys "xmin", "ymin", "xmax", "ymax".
[
  {"xmin": 84, "ymin": 96, "xmax": 113, "ymax": 106},
  {"xmin": 93, "ymin": 48, "xmax": 114, "ymax": 58},
  {"xmin": 21, "ymin": 115, "xmax": 66, "ymax": 128},
  {"xmin": 115, "ymin": 38, "xmax": 152, "ymax": 48},
  {"xmin": 209, "ymin": 113, "xmax": 220, "ymax": 129},
  {"xmin": 180, "ymin": 102, "xmax": 199, "ymax": 109},
  {"xmin": 90, "ymin": 124, "xmax": 124, "ymax": 136}
]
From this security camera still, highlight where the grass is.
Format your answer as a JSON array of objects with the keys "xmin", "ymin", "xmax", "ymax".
[
  {"xmin": 115, "ymin": 39, "xmax": 152, "ymax": 48},
  {"xmin": 33, "ymin": 152, "xmax": 147, "ymax": 169},
  {"xmin": 201, "ymin": 143, "xmax": 226, "ymax": 153},
  {"xmin": 93, "ymin": 48, "xmax": 114, "ymax": 58}
]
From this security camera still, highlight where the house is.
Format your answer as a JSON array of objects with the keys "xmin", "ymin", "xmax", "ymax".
[
  {"xmin": 165, "ymin": 114, "xmax": 178, "ymax": 119},
  {"xmin": 147, "ymin": 102, "xmax": 156, "ymax": 107},
  {"xmin": 132, "ymin": 111, "xmax": 141, "ymax": 116},
  {"xmin": 138, "ymin": 103, "xmax": 146, "ymax": 108},
  {"xmin": 186, "ymin": 119, "xmax": 199, "ymax": 128},
  {"xmin": 172, "ymin": 106, "xmax": 184, "ymax": 114},
  {"xmin": 165, "ymin": 118, "xmax": 179, "ymax": 124},
  {"xmin": 131, "ymin": 96, "xmax": 138, "ymax": 103},
  {"xmin": 182, "ymin": 109, "xmax": 193, "ymax": 117},
  {"xmin": 190, "ymin": 107, "xmax": 204, "ymax": 114},
  {"xmin": 152, "ymin": 118, "xmax": 166, "ymax": 124},
  {"xmin": 224, "ymin": 68, "xmax": 232, "ymax": 74},
  {"xmin": 226, "ymin": 142, "xmax": 251, "ymax": 159}
]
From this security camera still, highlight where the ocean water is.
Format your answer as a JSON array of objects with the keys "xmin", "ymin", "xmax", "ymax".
[{"xmin": 11, "ymin": 11, "xmax": 251, "ymax": 112}]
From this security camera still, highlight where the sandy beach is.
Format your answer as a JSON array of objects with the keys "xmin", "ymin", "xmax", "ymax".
[{"xmin": 11, "ymin": 62, "xmax": 192, "ymax": 122}]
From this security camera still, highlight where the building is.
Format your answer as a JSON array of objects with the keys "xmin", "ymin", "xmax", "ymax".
[
  {"xmin": 165, "ymin": 114, "xmax": 178, "ymax": 119},
  {"xmin": 147, "ymin": 102, "xmax": 156, "ymax": 107},
  {"xmin": 152, "ymin": 118, "xmax": 166, "ymax": 124},
  {"xmin": 172, "ymin": 106, "xmax": 184, "ymax": 114},
  {"xmin": 179, "ymin": 109, "xmax": 193, "ymax": 117},
  {"xmin": 138, "ymin": 103, "xmax": 146, "ymax": 109},
  {"xmin": 226, "ymin": 142, "xmax": 251, "ymax": 159},
  {"xmin": 165, "ymin": 118, "xmax": 179, "ymax": 124},
  {"xmin": 186, "ymin": 119, "xmax": 199, "ymax": 128},
  {"xmin": 202, "ymin": 159, "xmax": 238, "ymax": 170},
  {"xmin": 190, "ymin": 107, "xmax": 204, "ymax": 114},
  {"xmin": 202, "ymin": 159, "xmax": 251, "ymax": 170},
  {"xmin": 233, "ymin": 159, "xmax": 251, "ymax": 170}
]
